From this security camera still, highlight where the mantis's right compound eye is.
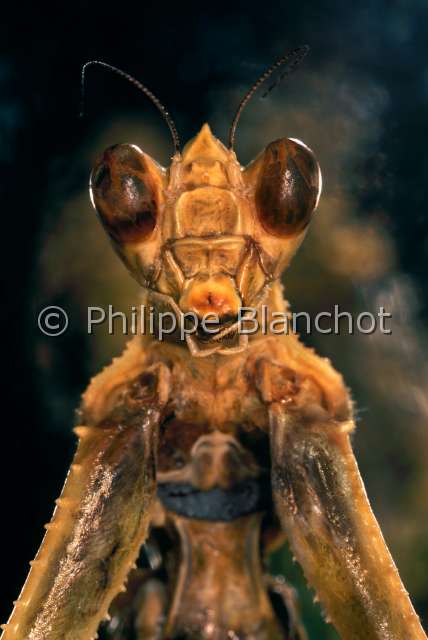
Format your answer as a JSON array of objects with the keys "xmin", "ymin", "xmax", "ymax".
[
  {"xmin": 90, "ymin": 144, "xmax": 164, "ymax": 243},
  {"xmin": 244, "ymin": 137, "xmax": 322, "ymax": 238}
]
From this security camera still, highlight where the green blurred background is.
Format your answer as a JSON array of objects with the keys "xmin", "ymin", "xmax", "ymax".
[{"xmin": 1, "ymin": 1, "xmax": 427, "ymax": 637}]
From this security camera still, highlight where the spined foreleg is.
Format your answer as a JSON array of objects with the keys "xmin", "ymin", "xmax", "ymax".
[
  {"xmin": 269, "ymin": 403, "xmax": 427, "ymax": 640},
  {"xmin": 1, "ymin": 365, "xmax": 170, "ymax": 640}
]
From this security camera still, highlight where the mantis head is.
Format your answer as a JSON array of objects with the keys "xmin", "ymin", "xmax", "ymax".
[{"xmin": 87, "ymin": 50, "xmax": 321, "ymax": 355}]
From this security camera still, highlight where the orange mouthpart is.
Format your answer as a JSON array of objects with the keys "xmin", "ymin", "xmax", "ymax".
[{"xmin": 180, "ymin": 276, "xmax": 241, "ymax": 319}]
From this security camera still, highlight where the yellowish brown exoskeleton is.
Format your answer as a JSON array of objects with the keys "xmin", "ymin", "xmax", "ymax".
[{"xmin": 2, "ymin": 51, "xmax": 427, "ymax": 640}]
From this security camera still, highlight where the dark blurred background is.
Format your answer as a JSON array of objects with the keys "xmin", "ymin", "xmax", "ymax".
[{"xmin": 1, "ymin": 1, "xmax": 428, "ymax": 637}]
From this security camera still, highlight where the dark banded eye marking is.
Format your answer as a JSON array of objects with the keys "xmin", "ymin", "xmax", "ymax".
[
  {"xmin": 90, "ymin": 144, "xmax": 159, "ymax": 243},
  {"xmin": 253, "ymin": 138, "xmax": 321, "ymax": 237},
  {"xmin": 92, "ymin": 163, "xmax": 111, "ymax": 190}
]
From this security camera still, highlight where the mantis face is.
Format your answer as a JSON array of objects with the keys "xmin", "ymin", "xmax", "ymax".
[{"xmin": 90, "ymin": 124, "xmax": 321, "ymax": 355}]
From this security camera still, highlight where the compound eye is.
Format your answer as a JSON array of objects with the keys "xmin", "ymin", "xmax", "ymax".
[
  {"xmin": 250, "ymin": 138, "xmax": 321, "ymax": 237},
  {"xmin": 90, "ymin": 144, "xmax": 163, "ymax": 243}
]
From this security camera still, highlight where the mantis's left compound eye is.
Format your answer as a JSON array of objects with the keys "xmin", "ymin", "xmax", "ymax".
[
  {"xmin": 245, "ymin": 138, "xmax": 322, "ymax": 237},
  {"xmin": 90, "ymin": 144, "xmax": 164, "ymax": 243}
]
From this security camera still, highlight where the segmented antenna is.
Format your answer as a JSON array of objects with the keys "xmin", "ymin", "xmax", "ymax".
[
  {"xmin": 80, "ymin": 60, "xmax": 181, "ymax": 153},
  {"xmin": 228, "ymin": 45, "xmax": 310, "ymax": 150}
]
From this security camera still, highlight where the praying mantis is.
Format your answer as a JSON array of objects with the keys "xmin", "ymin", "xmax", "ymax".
[{"xmin": 2, "ymin": 47, "xmax": 426, "ymax": 640}]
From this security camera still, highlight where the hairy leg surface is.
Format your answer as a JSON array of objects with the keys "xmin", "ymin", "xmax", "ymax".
[
  {"xmin": 269, "ymin": 403, "xmax": 427, "ymax": 640},
  {"xmin": 1, "ymin": 365, "xmax": 170, "ymax": 640}
]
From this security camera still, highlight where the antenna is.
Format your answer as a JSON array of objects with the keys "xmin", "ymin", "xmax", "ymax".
[
  {"xmin": 228, "ymin": 45, "xmax": 310, "ymax": 150},
  {"xmin": 81, "ymin": 60, "xmax": 180, "ymax": 153}
]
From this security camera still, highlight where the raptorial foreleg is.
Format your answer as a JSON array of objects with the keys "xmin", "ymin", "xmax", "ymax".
[
  {"xmin": 269, "ymin": 403, "xmax": 427, "ymax": 640},
  {"xmin": 1, "ymin": 364, "xmax": 170, "ymax": 640}
]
